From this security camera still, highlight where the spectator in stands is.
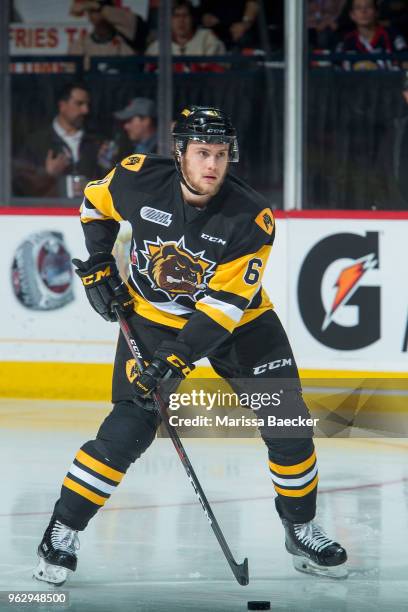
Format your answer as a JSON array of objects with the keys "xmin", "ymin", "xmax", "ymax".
[
  {"xmin": 98, "ymin": 97, "xmax": 158, "ymax": 171},
  {"xmin": 69, "ymin": 0, "xmax": 147, "ymax": 70},
  {"xmin": 146, "ymin": 0, "xmax": 225, "ymax": 71},
  {"xmin": 114, "ymin": 97, "xmax": 157, "ymax": 154},
  {"xmin": 13, "ymin": 82, "xmax": 103, "ymax": 198},
  {"xmin": 200, "ymin": 0, "xmax": 259, "ymax": 51},
  {"xmin": 307, "ymin": 0, "xmax": 347, "ymax": 49},
  {"xmin": 373, "ymin": 72, "xmax": 408, "ymax": 209},
  {"xmin": 337, "ymin": 0, "xmax": 407, "ymax": 70}
]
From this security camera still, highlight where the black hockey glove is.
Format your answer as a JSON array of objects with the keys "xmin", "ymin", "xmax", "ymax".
[
  {"xmin": 72, "ymin": 253, "xmax": 134, "ymax": 322},
  {"xmin": 133, "ymin": 340, "xmax": 195, "ymax": 398}
]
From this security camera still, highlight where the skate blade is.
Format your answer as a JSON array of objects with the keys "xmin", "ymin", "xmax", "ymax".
[
  {"xmin": 33, "ymin": 557, "xmax": 70, "ymax": 586},
  {"xmin": 292, "ymin": 555, "xmax": 348, "ymax": 579}
]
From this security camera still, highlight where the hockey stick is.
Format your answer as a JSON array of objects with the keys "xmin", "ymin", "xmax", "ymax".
[{"xmin": 112, "ymin": 304, "xmax": 249, "ymax": 586}]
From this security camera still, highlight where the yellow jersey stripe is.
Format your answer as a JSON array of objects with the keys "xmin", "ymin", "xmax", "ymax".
[
  {"xmin": 63, "ymin": 476, "xmax": 108, "ymax": 506},
  {"xmin": 196, "ymin": 301, "xmax": 237, "ymax": 333},
  {"xmin": 84, "ymin": 168, "xmax": 123, "ymax": 222},
  {"xmin": 76, "ymin": 449, "xmax": 124, "ymax": 483},
  {"xmin": 269, "ymin": 450, "xmax": 316, "ymax": 475},
  {"xmin": 273, "ymin": 475, "xmax": 319, "ymax": 498},
  {"xmin": 208, "ymin": 244, "xmax": 272, "ymax": 300},
  {"xmin": 128, "ymin": 284, "xmax": 273, "ymax": 331}
]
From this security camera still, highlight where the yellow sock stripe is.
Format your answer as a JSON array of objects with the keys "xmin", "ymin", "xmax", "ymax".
[
  {"xmin": 196, "ymin": 301, "xmax": 236, "ymax": 333},
  {"xmin": 274, "ymin": 474, "xmax": 319, "ymax": 498},
  {"xmin": 76, "ymin": 449, "xmax": 124, "ymax": 483},
  {"xmin": 269, "ymin": 450, "xmax": 316, "ymax": 475},
  {"xmin": 63, "ymin": 476, "xmax": 108, "ymax": 506}
]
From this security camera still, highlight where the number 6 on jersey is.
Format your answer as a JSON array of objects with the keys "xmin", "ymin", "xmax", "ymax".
[{"xmin": 244, "ymin": 258, "xmax": 263, "ymax": 285}]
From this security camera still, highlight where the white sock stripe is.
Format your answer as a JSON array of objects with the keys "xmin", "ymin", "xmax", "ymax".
[
  {"xmin": 68, "ymin": 464, "xmax": 116, "ymax": 495},
  {"xmin": 270, "ymin": 464, "xmax": 318, "ymax": 488}
]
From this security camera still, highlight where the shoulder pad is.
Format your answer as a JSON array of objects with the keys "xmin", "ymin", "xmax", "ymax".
[{"xmin": 120, "ymin": 154, "xmax": 147, "ymax": 172}]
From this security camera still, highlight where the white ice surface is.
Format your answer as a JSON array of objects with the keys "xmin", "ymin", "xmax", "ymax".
[{"xmin": 0, "ymin": 400, "xmax": 407, "ymax": 612}]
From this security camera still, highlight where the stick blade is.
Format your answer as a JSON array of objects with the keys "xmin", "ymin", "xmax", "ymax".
[{"xmin": 233, "ymin": 557, "xmax": 249, "ymax": 586}]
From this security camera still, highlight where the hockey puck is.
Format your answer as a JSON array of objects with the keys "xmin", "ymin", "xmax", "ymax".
[{"xmin": 247, "ymin": 602, "xmax": 271, "ymax": 610}]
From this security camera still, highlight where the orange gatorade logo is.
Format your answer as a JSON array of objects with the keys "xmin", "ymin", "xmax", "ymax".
[
  {"xmin": 298, "ymin": 232, "xmax": 380, "ymax": 350},
  {"xmin": 322, "ymin": 254, "xmax": 377, "ymax": 331},
  {"xmin": 139, "ymin": 237, "xmax": 215, "ymax": 301}
]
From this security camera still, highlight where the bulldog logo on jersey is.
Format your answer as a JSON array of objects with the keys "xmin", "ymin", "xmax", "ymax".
[{"xmin": 139, "ymin": 237, "xmax": 215, "ymax": 301}]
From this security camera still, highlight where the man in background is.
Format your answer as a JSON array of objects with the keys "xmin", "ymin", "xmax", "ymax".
[
  {"xmin": 98, "ymin": 97, "xmax": 158, "ymax": 173},
  {"xmin": 69, "ymin": 0, "xmax": 147, "ymax": 70},
  {"xmin": 13, "ymin": 82, "xmax": 103, "ymax": 198},
  {"xmin": 115, "ymin": 97, "xmax": 157, "ymax": 155},
  {"xmin": 200, "ymin": 0, "xmax": 259, "ymax": 51}
]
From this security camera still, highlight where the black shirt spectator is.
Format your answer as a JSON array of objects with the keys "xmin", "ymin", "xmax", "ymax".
[
  {"xmin": 308, "ymin": 0, "xmax": 347, "ymax": 49},
  {"xmin": 13, "ymin": 82, "xmax": 103, "ymax": 198},
  {"xmin": 200, "ymin": 0, "xmax": 259, "ymax": 51}
]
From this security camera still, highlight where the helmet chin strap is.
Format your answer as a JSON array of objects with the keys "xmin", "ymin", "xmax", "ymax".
[{"xmin": 175, "ymin": 152, "xmax": 206, "ymax": 197}]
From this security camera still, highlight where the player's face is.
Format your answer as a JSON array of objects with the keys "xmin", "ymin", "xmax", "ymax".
[
  {"xmin": 182, "ymin": 142, "xmax": 229, "ymax": 196},
  {"xmin": 350, "ymin": 0, "xmax": 377, "ymax": 27},
  {"xmin": 59, "ymin": 88, "xmax": 90, "ymax": 129}
]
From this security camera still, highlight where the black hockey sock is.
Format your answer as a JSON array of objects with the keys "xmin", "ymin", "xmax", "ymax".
[
  {"xmin": 268, "ymin": 443, "xmax": 318, "ymax": 524},
  {"xmin": 54, "ymin": 440, "xmax": 128, "ymax": 531}
]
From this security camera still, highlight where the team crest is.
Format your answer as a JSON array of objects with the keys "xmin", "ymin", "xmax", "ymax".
[
  {"xmin": 126, "ymin": 358, "xmax": 148, "ymax": 383},
  {"xmin": 126, "ymin": 359, "xmax": 137, "ymax": 383},
  {"xmin": 138, "ymin": 236, "xmax": 215, "ymax": 301}
]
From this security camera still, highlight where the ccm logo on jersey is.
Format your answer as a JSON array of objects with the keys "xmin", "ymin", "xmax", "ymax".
[
  {"xmin": 141, "ymin": 206, "xmax": 173, "ymax": 227},
  {"xmin": 201, "ymin": 233, "xmax": 226, "ymax": 245},
  {"xmin": 253, "ymin": 358, "xmax": 292, "ymax": 375},
  {"xmin": 81, "ymin": 266, "xmax": 111, "ymax": 286}
]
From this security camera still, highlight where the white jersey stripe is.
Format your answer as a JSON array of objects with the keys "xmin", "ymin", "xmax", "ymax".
[
  {"xmin": 80, "ymin": 206, "xmax": 107, "ymax": 222},
  {"xmin": 199, "ymin": 295, "xmax": 243, "ymax": 323},
  {"xmin": 148, "ymin": 299, "xmax": 195, "ymax": 315}
]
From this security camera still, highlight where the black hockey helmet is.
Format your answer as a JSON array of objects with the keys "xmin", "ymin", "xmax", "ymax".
[{"xmin": 172, "ymin": 105, "xmax": 239, "ymax": 162}]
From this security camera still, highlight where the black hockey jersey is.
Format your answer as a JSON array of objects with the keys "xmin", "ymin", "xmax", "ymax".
[{"xmin": 80, "ymin": 154, "xmax": 275, "ymax": 360}]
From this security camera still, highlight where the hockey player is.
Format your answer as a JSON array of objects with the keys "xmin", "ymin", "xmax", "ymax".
[{"xmin": 33, "ymin": 106, "xmax": 347, "ymax": 585}]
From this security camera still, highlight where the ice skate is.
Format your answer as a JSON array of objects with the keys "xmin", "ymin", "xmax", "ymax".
[
  {"xmin": 33, "ymin": 517, "xmax": 80, "ymax": 586},
  {"xmin": 281, "ymin": 518, "xmax": 348, "ymax": 579}
]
